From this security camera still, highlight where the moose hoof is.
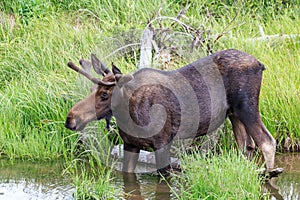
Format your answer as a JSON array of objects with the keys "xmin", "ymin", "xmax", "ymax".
[
  {"xmin": 257, "ymin": 167, "xmax": 284, "ymax": 179},
  {"xmin": 170, "ymin": 162, "xmax": 181, "ymax": 173},
  {"xmin": 268, "ymin": 168, "xmax": 284, "ymax": 178}
]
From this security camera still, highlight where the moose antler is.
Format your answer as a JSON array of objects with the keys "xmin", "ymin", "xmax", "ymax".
[{"xmin": 67, "ymin": 61, "xmax": 115, "ymax": 86}]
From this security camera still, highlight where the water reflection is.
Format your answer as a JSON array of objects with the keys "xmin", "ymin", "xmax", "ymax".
[
  {"xmin": 0, "ymin": 159, "xmax": 74, "ymax": 200},
  {"xmin": 270, "ymin": 153, "xmax": 300, "ymax": 200},
  {"xmin": 116, "ymin": 172, "xmax": 172, "ymax": 200},
  {"xmin": 263, "ymin": 181, "xmax": 284, "ymax": 200}
]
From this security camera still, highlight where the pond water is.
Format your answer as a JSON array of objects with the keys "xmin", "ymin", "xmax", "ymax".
[
  {"xmin": 0, "ymin": 153, "xmax": 299, "ymax": 200},
  {"xmin": 269, "ymin": 153, "xmax": 300, "ymax": 200},
  {"xmin": 0, "ymin": 160, "xmax": 74, "ymax": 200}
]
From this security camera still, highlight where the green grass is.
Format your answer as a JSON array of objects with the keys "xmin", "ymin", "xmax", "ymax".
[
  {"xmin": 255, "ymin": 39, "xmax": 300, "ymax": 150},
  {"xmin": 172, "ymin": 149, "xmax": 266, "ymax": 200},
  {"xmin": 65, "ymin": 157, "xmax": 116, "ymax": 200},
  {"xmin": 62, "ymin": 124, "xmax": 119, "ymax": 200},
  {"xmin": 0, "ymin": 72, "xmax": 77, "ymax": 159},
  {"xmin": 0, "ymin": 0, "xmax": 299, "ymax": 199}
]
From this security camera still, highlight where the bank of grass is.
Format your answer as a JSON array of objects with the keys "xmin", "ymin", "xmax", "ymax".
[
  {"xmin": 0, "ymin": 72, "xmax": 72, "ymax": 159},
  {"xmin": 253, "ymin": 39, "xmax": 300, "ymax": 150},
  {"xmin": 172, "ymin": 149, "xmax": 266, "ymax": 200}
]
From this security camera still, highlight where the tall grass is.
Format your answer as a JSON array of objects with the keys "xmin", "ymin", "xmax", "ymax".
[
  {"xmin": 254, "ymin": 40, "xmax": 299, "ymax": 150},
  {"xmin": 0, "ymin": 72, "xmax": 76, "ymax": 159},
  {"xmin": 0, "ymin": 13, "xmax": 97, "ymax": 159},
  {"xmin": 172, "ymin": 149, "xmax": 266, "ymax": 200}
]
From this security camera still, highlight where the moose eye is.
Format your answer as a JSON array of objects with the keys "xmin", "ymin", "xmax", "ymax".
[{"xmin": 101, "ymin": 92, "xmax": 109, "ymax": 101}]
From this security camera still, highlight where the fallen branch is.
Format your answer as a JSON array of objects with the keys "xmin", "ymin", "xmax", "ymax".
[
  {"xmin": 171, "ymin": 3, "xmax": 190, "ymax": 27},
  {"xmin": 247, "ymin": 33, "xmax": 300, "ymax": 42}
]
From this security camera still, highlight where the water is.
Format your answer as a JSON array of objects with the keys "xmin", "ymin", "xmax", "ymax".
[
  {"xmin": 0, "ymin": 153, "xmax": 299, "ymax": 200},
  {"xmin": 268, "ymin": 153, "xmax": 300, "ymax": 200},
  {"xmin": 115, "ymin": 172, "xmax": 174, "ymax": 200},
  {"xmin": 0, "ymin": 159, "xmax": 74, "ymax": 200}
]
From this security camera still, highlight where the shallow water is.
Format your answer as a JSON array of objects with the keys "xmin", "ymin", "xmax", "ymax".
[
  {"xmin": 0, "ymin": 153, "xmax": 299, "ymax": 199},
  {"xmin": 269, "ymin": 153, "xmax": 300, "ymax": 200},
  {"xmin": 115, "ymin": 172, "xmax": 174, "ymax": 200},
  {"xmin": 0, "ymin": 159, "xmax": 74, "ymax": 200}
]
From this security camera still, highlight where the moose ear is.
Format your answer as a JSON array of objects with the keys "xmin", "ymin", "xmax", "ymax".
[
  {"xmin": 112, "ymin": 63, "xmax": 122, "ymax": 75},
  {"xmin": 111, "ymin": 62, "xmax": 132, "ymax": 86},
  {"xmin": 116, "ymin": 74, "xmax": 133, "ymax": 87},
  {"xmin": 91, "ymin": 54, "xmax": 107, "ymax": 76}
]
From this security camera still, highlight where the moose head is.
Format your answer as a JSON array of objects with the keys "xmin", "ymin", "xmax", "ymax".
[{"xmin": 65, "ymin": 54, "xmax": 132, "ymax": 131}]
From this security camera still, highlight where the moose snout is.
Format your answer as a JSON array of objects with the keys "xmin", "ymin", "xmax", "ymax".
[{"xmin": 65, "ymin": 112, "xmax": 77, "ymax": 131}]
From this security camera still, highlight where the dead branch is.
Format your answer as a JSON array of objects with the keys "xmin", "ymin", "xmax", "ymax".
[
  {"xmin": 171, "ymin": 3, "xmax": 190, "ymax": 27},
  {"xmin": 139, "ymin": 27, "xmax": 154, "ymax": 69},
  {"xmin": 104, "ymin": 43, "xmax": 141, "ymax": 59}
]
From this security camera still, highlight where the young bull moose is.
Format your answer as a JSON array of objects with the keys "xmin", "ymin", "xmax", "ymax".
[{"xmin": 65, "ymin": 49, "xmax": 280, "ymax": 176}]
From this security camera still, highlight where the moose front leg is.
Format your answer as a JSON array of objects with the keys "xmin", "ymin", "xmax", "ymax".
[
  {"xmin": 105, "ymin": 113, "xmax": 112, "ymax": 130},
  {"xmin": 122, "ymin": 143, "xmax": 140, "ymax": 173},
  {"xmin": 155, "ymin": 142, "xmax": 172, "ymax": 176}
]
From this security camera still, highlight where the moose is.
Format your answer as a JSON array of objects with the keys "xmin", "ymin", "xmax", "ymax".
[{"xmin": 65, "ymin": 49, "xmax": 280, "ymax": 176}]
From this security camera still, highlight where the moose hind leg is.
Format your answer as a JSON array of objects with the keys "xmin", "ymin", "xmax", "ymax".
[
  {"xmin": 229, "ymin": 115, "xmax": 255, "ymax": 159},
  {"xmin": 249, "ymin": 122, "xmax": 275, "ymax": 170},
  {"xmin": 257, "ymin": 122, "xmax": 276, "ymax": 170},
  {"xmin": 235, "ymin": 108, "xmax": 276, "ymax": 170}
]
